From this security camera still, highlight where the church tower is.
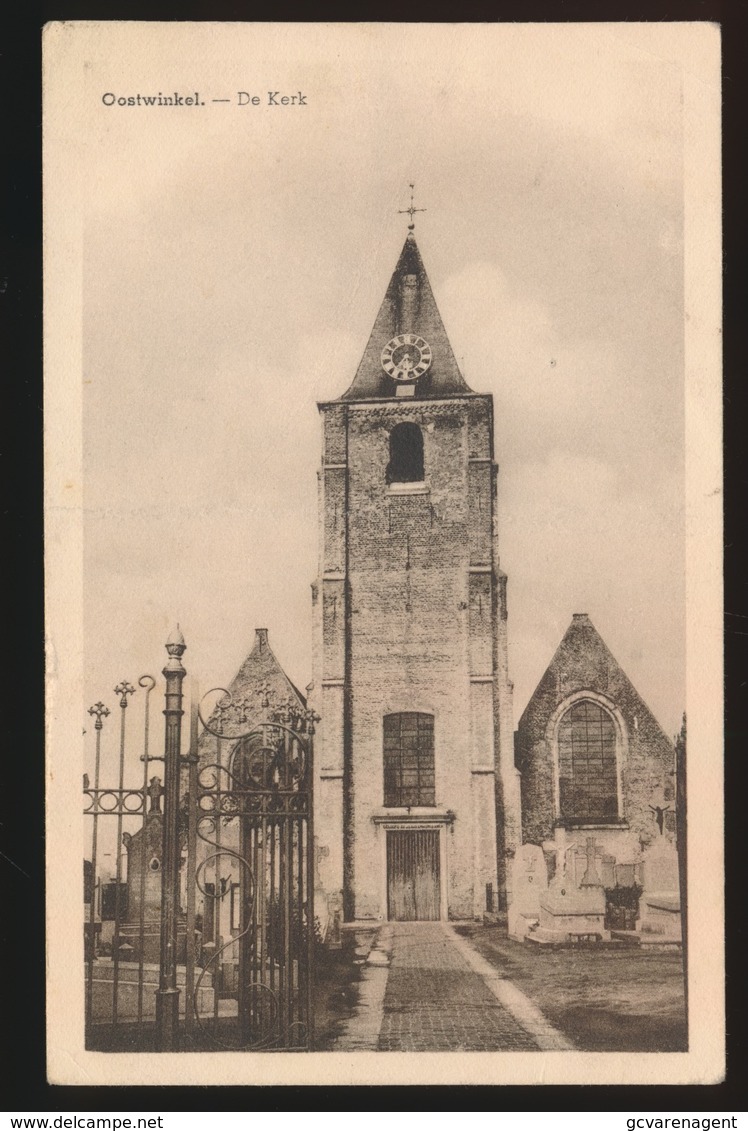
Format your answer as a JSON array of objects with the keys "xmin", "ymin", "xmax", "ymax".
[{"xmin": 311, "ymin": 218, "xmax": 521, "ymax": 924}]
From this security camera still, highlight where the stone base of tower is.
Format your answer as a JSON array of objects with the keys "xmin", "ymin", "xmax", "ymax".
[
  {"xmin": 314, "ymin": 771, "xmax": 345, "ymax": 942},
  {"xmin": 315, "ymin": 807, "xmax": 503, "ymax": 925},
  {"xmin": 470, "ymin": 769, "xmax": 501, "ymax": 919}
]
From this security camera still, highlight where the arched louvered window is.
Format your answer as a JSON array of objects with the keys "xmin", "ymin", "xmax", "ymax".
[
  {"xmin": 383, "ymin": 712, "xmax": 435, "ymax": 807},
  {"xmin": 557, "ymin": 699, "xmax": 619, "ymax": 821},
  {"xmin": 386, "ymin": 422, "xmax": 424, "ymax": 484}
]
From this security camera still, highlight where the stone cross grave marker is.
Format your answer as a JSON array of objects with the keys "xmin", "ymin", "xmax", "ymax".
[{"xmin": 508, "ymin": 843, "xmax": 547, "ymax": 940}]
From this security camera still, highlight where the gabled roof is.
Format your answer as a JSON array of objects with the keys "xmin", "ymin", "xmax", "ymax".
[
  {"xmin": 518, "ymin": 613, "xmax": 672, "ymax": 747},
  {"xmin": 197, "ymin": 628, "xmax": 305, "ymax": 761},
  {"xmin": 338, "ymin": 233, "xmax": 475, "ymax": 401},
  {"xmin": 229, "ymin": 628, "xmax": 306, "ymax": 709}
]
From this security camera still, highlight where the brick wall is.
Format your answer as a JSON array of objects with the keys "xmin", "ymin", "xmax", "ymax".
[
  {"xmin": 313, "ymin": 393, "xmax": 519, "ymax": 920},
  {"xmin": 516, "ymin": 614, "xmax": 677, "ymax": 856}
]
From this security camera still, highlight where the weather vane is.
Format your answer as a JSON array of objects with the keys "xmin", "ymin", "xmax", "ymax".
[{"xmin": 399, "ymin": 183, "xmax": 426, "ymax": 231}]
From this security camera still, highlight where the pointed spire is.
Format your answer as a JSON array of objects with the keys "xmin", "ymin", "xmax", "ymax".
[{"xmin": 338, "ymin": 234, "xmax": 474, "ymax": 401}]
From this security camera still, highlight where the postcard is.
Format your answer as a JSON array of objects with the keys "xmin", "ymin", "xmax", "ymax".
[{"xmin": 44, "ymin": 21, "xmax": 723, "ymax": 1086}]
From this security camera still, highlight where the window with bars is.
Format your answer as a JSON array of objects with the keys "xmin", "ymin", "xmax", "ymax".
[
  {"xmin": 383, "ymin": 712, "xmax": 435, "ymax": 807},
  {"xmin": 557, "ymin": 699, "xmax": 619, "ymax": 822}
]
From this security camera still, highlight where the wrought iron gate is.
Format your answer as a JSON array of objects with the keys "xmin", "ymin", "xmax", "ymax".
[
  {"xmin": 189, "ymin": 686, "xmax": 317, "ymax": 1050},
  {"xmin": 83, "ymin": 631, "xmax": 316, "ymax": 1052},
  {"xmin": 84, "ymin": 674, "xmax": 160, "ymax": 1048}
]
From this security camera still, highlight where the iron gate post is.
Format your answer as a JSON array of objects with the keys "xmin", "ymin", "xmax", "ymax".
[{"xmin": 155, "ymin": 626, "xmax": 186, "ymax": 1051}]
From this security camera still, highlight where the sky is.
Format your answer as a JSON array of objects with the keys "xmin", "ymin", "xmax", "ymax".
[{"xmin": 79, "ymin": 23, "xmax": 691, "ymax": 796}]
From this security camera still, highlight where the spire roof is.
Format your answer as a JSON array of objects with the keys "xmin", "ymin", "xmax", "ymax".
[{"xmin": 339, "ymin": 233, "xmax": 474, "ymax": 401}]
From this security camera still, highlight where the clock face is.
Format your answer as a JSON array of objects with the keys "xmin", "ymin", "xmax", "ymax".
[{"xmin": 381, "ymin": 333, "xmax": 432, "ymax": 382}]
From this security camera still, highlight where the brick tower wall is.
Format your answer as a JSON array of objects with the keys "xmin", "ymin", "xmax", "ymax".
[{"xmin": 313, "ymin": 392, "xmax": 518, "ymax": 921}]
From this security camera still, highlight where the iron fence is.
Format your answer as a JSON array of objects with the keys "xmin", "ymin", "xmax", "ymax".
[{"xmin": 83, "ymin": 631, "xmax": 316, "ymax": 1052}]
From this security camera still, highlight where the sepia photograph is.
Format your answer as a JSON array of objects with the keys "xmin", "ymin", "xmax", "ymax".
[{"xmin": 43, "ymin": 21, "xmax": 723, "ymax": 1086}]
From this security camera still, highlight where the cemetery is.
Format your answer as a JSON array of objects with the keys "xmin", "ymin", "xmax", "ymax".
[
  {"xmin": 456, "ymin": 923, "xmax": 687, "ymax": 1052},
  {"xmin": 507, "ymin": 833, "xmax": 682, "ymax": 950}
]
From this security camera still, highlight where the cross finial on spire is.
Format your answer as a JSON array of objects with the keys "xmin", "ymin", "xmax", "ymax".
[{"xmin": 398, "ymin": 183, "xmax": 426, "ymax": 232}]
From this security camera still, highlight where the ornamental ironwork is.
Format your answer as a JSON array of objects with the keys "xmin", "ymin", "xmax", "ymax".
[
  {"xmin": 84, "ymin": 641, "xmax": 317, "ymax": 1053},
  {"xmin": 188, "ymin": 686, "xmax": 317, "ymax": 1050}
]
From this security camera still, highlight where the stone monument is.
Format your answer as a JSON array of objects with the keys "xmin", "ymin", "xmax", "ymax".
[
  {"xmin": 639, "ymin": 835, "xmax": 681, "ymax": 942},
  {"xmin": 508, "ymin": 843, "xmax": 547, "ymax": 941},
  {"xmin": 530, "ymin": 836, "xmax": 609, "ymax": 945},
  {"xmin": 120, "ymin": 776, "xmax": 187, "ymax": 962}
]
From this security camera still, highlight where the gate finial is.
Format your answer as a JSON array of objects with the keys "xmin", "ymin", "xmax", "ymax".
[
  {"xmin": 88, "ymin": 701, "xmax": 110, "ymax": 729},
  {"xmin": 114, "ymin": 682, "xmax": 136, "ymax": 708},
  {"xmin": 164, "ymin": 625, "xmax": 187, "ymax": 671}
]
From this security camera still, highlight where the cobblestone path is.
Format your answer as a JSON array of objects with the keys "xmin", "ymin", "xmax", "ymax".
[{"xmin": 377, "ymin": 923, "xmax": 540, "ymax": 1051}]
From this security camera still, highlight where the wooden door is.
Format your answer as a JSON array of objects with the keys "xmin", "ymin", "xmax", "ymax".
[{"xmin": 386, "ymin": 830, "xmax": 440, "ymax": 921}]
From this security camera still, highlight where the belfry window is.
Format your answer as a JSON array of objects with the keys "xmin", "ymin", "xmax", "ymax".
[
  {"xmin": 557, "ymin": 700, "xmax": 619, "ymax": 822},
  {"xmin": 383, "ymin": 712, "xmax": 435, "ymax": 807},
  {"xmin": 386, "ymin": 423, "xmax": 424, "ymax": 484}
]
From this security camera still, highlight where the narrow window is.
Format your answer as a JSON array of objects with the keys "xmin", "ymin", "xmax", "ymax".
[
  {"xmin": 383, "ymin": 712, "xmax": 435, "ymax": 807},
  {"xmin": 557, "ymin": 700, "xmax": 618, "ymax": 821},
  {"xmin": 386, "ymin": 422, "xmax": 424, "ymax": 484}
]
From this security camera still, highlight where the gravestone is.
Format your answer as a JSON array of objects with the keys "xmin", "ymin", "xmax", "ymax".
[
  {"xmin": 600, "ymin": 854, "xmax": 616, "ymax": 889},
  {"xmin": 119, "ymin": 776, "xmax": 187, "ymax": 962},
  {"xmin": 639, "ymin": 838, "xmax": 681, "ymax": 940},
  {"xmin": 642, "ymin": 838, "xmax": 679, "ymax": 893},
  {"xmin": 568, "ymin": 843, "xmax": 604, "ymax": 889},
  {"xmin": 508, "ymin": 843, "xmax": 547, "ymax": 940},
  {"xmin": 570, "ymin": 848, "xmax": 587, "ymax": 888},
  {"xmin": 531, "ymin": 837, "xmax": 608, "ymax": 945},
  {"xmin": 580, "ymin": 836, "xmax": 603, "ymax": 887},
  {"xmin": 615, "ymin": 862, "xmax": 636, "ymax": 888}
]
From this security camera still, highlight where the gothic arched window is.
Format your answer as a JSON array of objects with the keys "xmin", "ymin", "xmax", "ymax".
[
  {"xmin": 386, "ymin": 422, "xmax": 424, "ymax": 484},
  {"xmin": 557, "ymin": 699, "xmax": 619, "ymax": 821},
  {"xmin": 383, "ymin": 712, "xmax": 435, "ymax": 807}
]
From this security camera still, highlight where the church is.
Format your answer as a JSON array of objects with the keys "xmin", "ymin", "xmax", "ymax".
[
  {"xmin": 306, "ymin": 219, "xmax": 677, "ymax": 929},
  {"xmin": 197, "ymin": 216, "xmax": 679, "ymax": 936},
  {"xmin": 309, "ymin": 227, "xmax": 520, "ymax": 924}
]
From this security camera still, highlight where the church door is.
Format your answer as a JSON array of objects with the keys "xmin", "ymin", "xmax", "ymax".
[{"xmin": 386, "ymin": 830, "xmax": 440, "ymax": 921}]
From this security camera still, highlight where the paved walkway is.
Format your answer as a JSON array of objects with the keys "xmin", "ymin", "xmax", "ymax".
[{"xmin": 334, "ymin": 921, "xmax": 571, "ymax": 1052}]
